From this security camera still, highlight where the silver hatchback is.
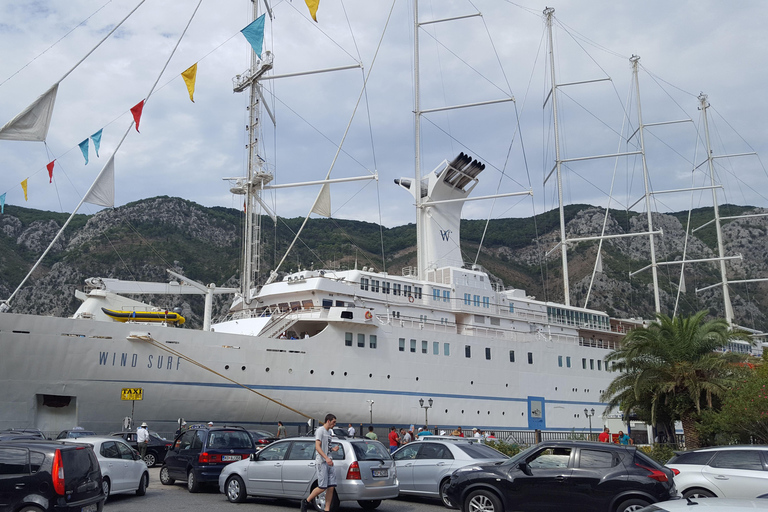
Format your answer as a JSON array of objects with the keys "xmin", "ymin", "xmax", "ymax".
[{"xmin": 219, "ymin": 437, "xmax": 398, "ymax": 511}]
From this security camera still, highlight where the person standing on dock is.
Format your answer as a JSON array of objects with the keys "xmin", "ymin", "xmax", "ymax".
[{"xmin": 137, "ymin": 422, "xmax": 149, "ymax": 459}]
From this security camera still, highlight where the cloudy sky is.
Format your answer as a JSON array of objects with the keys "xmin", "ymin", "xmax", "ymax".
[{"xmin": 1, "ymin": 0, "xmax": 767, "ymax": 229}]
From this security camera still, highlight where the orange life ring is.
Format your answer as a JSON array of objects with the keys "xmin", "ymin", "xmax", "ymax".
[
  {"xmin": 408, "ymin": 295, "xmax": 414, "ymax": 303},
  {"xmin": 365, "ymin": 311, "xmax": 373, "ymax": 320}
]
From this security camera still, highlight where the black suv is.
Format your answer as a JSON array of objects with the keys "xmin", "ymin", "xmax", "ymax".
[
  {"xmin": 0, "ymin": 439, "xmax": 105, "ymax": 512},
  {"xmin": 111, "ymin": 431, "xmax": 172, "ymax": 467},
  {"xmin": 444, "ymin": 440, "xmax": 677, "ymax": 512},
  {"xmin": 159, "ymin": 425, "xmax": 255, "ymax": 492}
]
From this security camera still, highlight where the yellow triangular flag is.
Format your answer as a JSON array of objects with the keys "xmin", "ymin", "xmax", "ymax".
[
  {"xmin": 305, "ymin": 0, "xmax": 319, "ymax": 22},
  {"xmin": 181, "ymin": 63, "xmax": 198, "ymax": 103},
  {"xmin": 21, "ymin": 179, "xmax": 28, "ymax": 201}
]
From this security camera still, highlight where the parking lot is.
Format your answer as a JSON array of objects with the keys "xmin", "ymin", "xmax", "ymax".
[{"xmin": 105, "ymin": 467, "xmax": 446, "ymax": 512}]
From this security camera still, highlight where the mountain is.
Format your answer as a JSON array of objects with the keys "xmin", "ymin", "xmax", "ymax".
[{"xmin": 2, "ymin": 197, "xmax": 767, "ymax": 331}]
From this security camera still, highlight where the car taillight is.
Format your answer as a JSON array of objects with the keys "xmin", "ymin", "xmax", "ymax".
[
  {"xmin": 636, "ymin": 463, "xmax": 668, "ymax": 482},
  {"xmin": 258, "ymin": 439, "xmax": 269, "ymax": 445},
  {"xmin": 199, "ymin": 452, "xmax": 216, "ymax": 463},
  {"xmin": 346, "ymin": 461, "xmax": 361, "ymax": 480},
  {"xmin": 52, "ymin": 449, "xmax": 65, "ymax": 495},
  {"xmin": 669, "ymin": 467, "xmax": 680, "ymax": 475}
]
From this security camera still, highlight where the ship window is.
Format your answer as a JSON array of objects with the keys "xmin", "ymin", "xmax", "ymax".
[
  {"xmin": 509, "ymin": 350, "xmax": 515, "ymax": 363},
  {"xmin": 322, "ymin": 299, "xmax": 333, "ymax": 309},
  {"xmin": 443, "ymin": 290, "xmax": 450, "ymax": 303},
  {"xmin": 358, "ymin": 334, "xmax": 365, "ymax": 348},
  {"xmin": 422, "ymin": 340, "xmax": 428, "ymax": 354},
  {"xmin": 490, "ymin": 317, "xmax": 500, "ymax": 326},
  {"xmin": 336, "ymin": 300, "xmax": 344, "ymax": 307},
  {"xmin": 473, "ymin": 295, "xmax": 480, "ymax": 306},
  {"xmin": 393, "ymin": 283, "xmax": 402, "ymax": 296},
  {"xmin": 399, "ymin": 338, "xmax": 405, "ymax": 352},
  {"xmin": 558, "ymin": 355, "xmax": 563, "ymax": 367},
  {"xmin": 278, "ymin": 302, "xmax": 289, "ymax": 312},
  {"xmin": 464, "ymin": 293, "xmax": 471, "ymax": 305},
  {"xmin": 582, "ymin": 358, "xmax": 587, "ymax": 369},
  {"xmin": 290, "ymin": 301, "xmax": 301, "ymax": 311},
  {"xmin": 433, "ymin": 341, "xmax": 439, "ymax": 355},
  {"xmin": 383, "ymin": 282, "xmax": 391, "ymax": 294},
  {"xmin": 483, "ymin": 297, "xmax": 490, "ymax": 308},
  {"xmin": 340, "ymin": 311, "xmax": 353, "ymax": 319},
  {"xmin": 404, "ymin": 285, "xmax": 412, "ymax": 298},
  {"xmin": 433, "ymin": 289, "xmax": 440, "ymax": 301},
  {"xmin": 302, "ymin": 300, "xmax": 314, "ymax": 310},
  {"xmin": 414, "ymin": 286, "xmax": 422, "ymax": 299},
  {"xmin": 509, "ymin": 303, "xmax": 515, "ymax": 314},
  {"xmin": 474, "ymin": 315, "xmax": 485, "ymax": 324},
  {"xmin": 345, "ymin": 332, "xmax": 353, "ymax": 347},
  {"xmin": 360, "ymin": 278, "xmax": 369, "ymax": 291},
  {"xmin": 528, "ymin": 352, "xmax": 533, "ymax": 364},
  {"xmin": 597, "ymin": 360, "xmax": 602, "ymax": 370},
  {"xmin": 566, "ymin": 356, "xmax": 571, "ymax": 368},
  {"xmin": 371, "ymin": 279, "xmax": 380, "ymax": 292},
  {"xmin": 465, "ymin": 345, "xmax": 471, "ymax": 358},
  {"xmin": 485, "ymin": 347, "xmax": 491, "ymax": 360},
  {"xmin": 444, "ymin": 343, "xmax": 450, "ymax": 356},
  {"xmin": 410, "ymin": 339, "xmax": 416, "ymax": 353},
  {"xmin": 590, "ymin": 359, "xmax": 595, "ymax": 370},
  {"xmin": 369, "ymin": 335, "xmax": 377, "ymax": 349}
]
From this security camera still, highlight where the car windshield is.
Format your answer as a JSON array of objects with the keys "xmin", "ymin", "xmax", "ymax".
[
  {"xmin": 456, "ymin": 443, "xmax": 509, "ymax": 459},
  {"xmin": 352, "ymin": 440, "xmax": 392, "ymax": 461},
  {"xmin": 501, "ymin": 444, "xmax": 539, "ymax": 466}
]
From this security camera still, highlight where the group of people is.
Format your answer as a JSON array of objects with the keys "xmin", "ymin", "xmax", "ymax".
[{"xmin": 598, "ymin": 426, "xmax": 633, "ymax": 445}]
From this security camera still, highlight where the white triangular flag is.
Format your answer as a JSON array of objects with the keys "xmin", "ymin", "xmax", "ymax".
[
  {"xmin": 83, "ymin": 155, "xmax": 115, "ymax": 207},
  {"xmin": 311, "ymin": 183, "xmax": 331, "ymax": 217},
  {"xmin": 0, "ymin": 83, "xmax": 59, "ymax": 141},
  {"xmin": 679, "ymin": 273, "xmax": 686, "ymax": 293},
  {"xmin": 595, "ymin": 250, "xmax": 603, "ymax": 273}
]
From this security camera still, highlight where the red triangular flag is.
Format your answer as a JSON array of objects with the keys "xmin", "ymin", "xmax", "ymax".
[
  {"xmin": 130, "ymin": 100, "xmax": 145, "ymax": 133},
  {"xmin": 47, "ymin": 160, "xmax": 55, "ymax": 183}
]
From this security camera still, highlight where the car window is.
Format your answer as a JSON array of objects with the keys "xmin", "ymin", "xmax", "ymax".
[
  {"xmin": 330, "ymin": 442, "xmax": 345, "ymax": 460},
  {"xmin": 418, "ymin": 443, "xmax": 453, "ymax": 460},
  {"xmin": 191, "ymin": 431, "xmax": 205, "ymax": 450},
  {"xmin": 579, "ymin": 449, "xmax": 616, "ymax": 468},
  {"xmin": 259, "ymin": 443, "xmax": 289, "ymax": 461},
  {"xmin": 394, "ymin": 444, "xmax": 420, "ymax": 461},
  {"xmin": 456, "ymin": 443, "xmax": 508, "ymax": 459},
  {"xmin": 287, "ymin": 441, "xmax": 315, "ymax": 460},
  {"xmin": 0, "ymin": 447, "xmax": 29, "ymax": 475},
  {"xmin": 527, "ymin": 447, "xmax": 571, "ymax": 469},
  {"xmin": 116, "ymin": 441, "xmax": 136, "ymax": 460},
  {"xmin": 29, "ymin": 451, "xmax": 45, "ymax": 473},
  {"xmin": 101, "ymin": 441, "xmax": 121, "ymax": 459},
  {"xmin": 352, "ymin": 441, "xmax": 390, "ymax": 461},
  {"xmin": 177, "ymin": 430, "xmax": 195, "ymax": 450},
  {"xmin": 710, "ymin": 450, "xmax": 764, "ymax": 471},
  {"xmin": 668, "ymin": 451, "xmax": 715, "ymax": 465},
  {"xmin": 208, "ymin": 431, "xmax": 252, "ymax": 449},
  {"xmin": 127, "ymin": 433, "xmax": 137, "ymax": 442}
]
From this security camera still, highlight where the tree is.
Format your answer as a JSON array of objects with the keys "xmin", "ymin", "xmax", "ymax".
[{"xmin": 600, "ymin": 311, "xmax": 750, "ymax": 449}]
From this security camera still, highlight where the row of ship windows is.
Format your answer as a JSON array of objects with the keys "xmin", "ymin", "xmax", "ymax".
[
  {"xmin": 547, "ymin": 306, "xmax": 610, "ymax": 329},
  {"xmin": 359, "ymin": 278, "xmax": 423, "ymax": 299},
  {"xmin": 558, "ymin": 355, "xmax": 613, "ymax": 372}
]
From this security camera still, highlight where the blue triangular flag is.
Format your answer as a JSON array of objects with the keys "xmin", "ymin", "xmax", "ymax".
[
  {"xmin": 91, "ymin": 129, "xmax": 103, "ymax": 157},
  {"xmin": 0, "ymin": 192, "xmax": 5, "ymax": 214},
  {"xmin": 240, "ymin": 14, "xmax": 266, "ymax": 58},
  {"xmin": 78, "ymin": 139, "xmax": 89, "ymax": 165}
]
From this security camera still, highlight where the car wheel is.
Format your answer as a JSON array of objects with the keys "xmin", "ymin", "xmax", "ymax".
[
  {"xmin": 313, "ymin": 489, "xmax": 340, "ymax": 512},
  {"xmin": 358, "ymin": 500, "xmax": 382, "ymax": 510},
  {"xmin": 102, "ymin": 477, "xmax": 111, "ymax": 499},
  {"xmin": 682, "ymin": 489, "xmax": 716, "ymax": 499},
  {"xmin": 464, "ymin": 489, "xmax": 502, "ymax": 512},
  {"xmin": 440, "ymin": 479, "xmax": 454, "ymax": 508},
  {"xmin": 614, "ymin": 498, "xmax": 651, "ymax": 512},
  {"xmin": 19, "ymin": 507, "xmax": 44, "ymax": 512},
  {"xmin": 144, "ymin": 452, "xmax": 157, "ymax": 467},
  {"xmin": 136, "ymin": 472, "xmax": 148, "ymax": 496},
  {"xmin": 160, "ymin": 465, "xmax": 175, "ymax": 485},
  {"xmin": 226, "ymin": 475, "xmax": 248, "ymax": 503},
  {"xmin": 187, "ymin": 470, "xmax": 201, "ymax": 493}
]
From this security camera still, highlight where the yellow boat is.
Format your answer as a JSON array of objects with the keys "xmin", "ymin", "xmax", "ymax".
[{"xmin": 101, "ymin": 308, "xmax": 185, "ymax": 325}]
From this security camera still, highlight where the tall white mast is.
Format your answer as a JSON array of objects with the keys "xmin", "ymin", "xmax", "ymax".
[{"xmin": 413, "ymin": 0, "xmax": 425, "ymax": 280}]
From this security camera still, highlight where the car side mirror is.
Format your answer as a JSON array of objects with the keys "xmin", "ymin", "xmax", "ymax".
[
  {"xmin": 249, "ymin": 452, "xmax": 258, "ymax": 461},
  {"xmin": 518, "ymin": 462, "xmax": 533, "ymax": 476}
]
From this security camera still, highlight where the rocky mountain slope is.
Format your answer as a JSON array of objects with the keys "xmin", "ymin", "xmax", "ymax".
[{"xmin": 1, "ymin": 197, "xmax": 767, "ymax": 331}]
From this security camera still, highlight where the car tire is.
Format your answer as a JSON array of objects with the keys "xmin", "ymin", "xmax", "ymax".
[
  {"xmin": 144, "ymin": 451, "xmax": 157, "ymax": 467},
  {"xmin": 440, "ymin": 479, "xmax": 454, "ymax": 508},
  {"xmin": 358, "ymin": 500, "xmax": 382, "ymax": 510},
  {"xmin": 226, "ymin": 475, "xmax": 248, "ymax": 503},
  {"xmin": 682, "ymin": 489, "xmax": 716, "ymax": 499},
  {"xmin": 614, "ymin": 498, "xmax": 651, "ymax": 512},
  {"xmin": 160, "ymin": 465, "xmax": 175, "ymax": 485},
  {"xmin": 187, "ymin": 470, "xmax": 201, "ymax": 493},
  {"xmin": 19, "ymin": 507, "xmax": 44, "ymax": 512},
  {"xmin": 136, "ymin": 472, "xmax": 148, "ymax": 496},
  {"xmin": 102, "ymin": 477, "xmax": 111, "ymax": 499},
  {"xmin": 313, "ymin": 489, "xmax": 340, "ymax": 512},
  {"xmin": 464, "ymin": 489, "xmax": 502, "ymax": 512}
]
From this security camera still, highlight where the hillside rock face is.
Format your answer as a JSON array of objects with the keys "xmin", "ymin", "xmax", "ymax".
[{"xmin": 1, "ymin": 198, "xmax": 768, "ymax": 331}]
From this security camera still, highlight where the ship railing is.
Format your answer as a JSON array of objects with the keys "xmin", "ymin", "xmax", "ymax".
[
  {"xmin": 388, "ymin": 316, "xmax": 458, "ymax": 334},
  {"xmin": 578, "ymin": 337, "xmax": 620, "ymax": 350}
]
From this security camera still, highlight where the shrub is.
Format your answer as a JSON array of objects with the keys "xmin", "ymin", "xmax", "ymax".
[
  {"xmin": 638, "ymin": 443, "xmax": 676, "ymax": 465},
  {"xmin": 486, "ymin": 439, "xmax": 524, "ymax": 457}
]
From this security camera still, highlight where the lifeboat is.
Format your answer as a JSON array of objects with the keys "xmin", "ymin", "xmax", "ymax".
[{"xmin": 101, "ymin": 308, "xmax": 185, "ymax": 325}]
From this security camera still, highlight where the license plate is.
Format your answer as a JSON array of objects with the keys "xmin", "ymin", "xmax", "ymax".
[
  {"xmin": 82, "ymin": 504, "xmax": 98, "ymax": 512},
  {"xmin": 372, "ymin": 468, "xmax": 388, "ymax": 477},
  {"xmin": 222, "ymin": 455, "xmax": 241, "ymax": 461}
]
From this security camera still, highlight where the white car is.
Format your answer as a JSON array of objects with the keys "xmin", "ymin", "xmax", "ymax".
[
  {"xmin": 71, "ymin": 436, "xmax": 150, "ymax": 498},
  {"xmin": 665, "ymin": 445, "xmax": 768, "ymax": 499},
  {"xmin": 637, "ymin": 497, "xmax": 768, "ymax": 511}
]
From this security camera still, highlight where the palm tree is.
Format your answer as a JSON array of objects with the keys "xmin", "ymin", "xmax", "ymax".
[{"xmin": 601, "ymin": 311, "xmax": 749, "ymax": 449}]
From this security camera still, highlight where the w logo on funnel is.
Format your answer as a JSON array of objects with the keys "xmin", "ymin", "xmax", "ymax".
[{"xmin": 440, "ymin": 229, "xmax": 452, "ymax": 241}]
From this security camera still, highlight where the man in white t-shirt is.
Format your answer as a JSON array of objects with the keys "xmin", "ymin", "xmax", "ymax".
[
  {"xmin": 137, "ymin": 422, "xmax": 150, "ymax": 459},
  {"xmin": 301, "ymin": 414, "xmax": 339, "ymax": 512},
  {"xmin": 347, "ymin": 423, "xmax": 355, "ymax": 437}
]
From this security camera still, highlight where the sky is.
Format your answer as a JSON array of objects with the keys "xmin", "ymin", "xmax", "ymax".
[{"xmin": 1, "ymin": 0, "xmax": 768, "ymax": 229}]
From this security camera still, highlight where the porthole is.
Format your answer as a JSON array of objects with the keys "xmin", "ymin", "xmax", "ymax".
[
  {"xmin": 555, "ymin": 387, "xmax": 558, "ymax": 391},
  {"xmin": 477, "ymin": 411, "xmax": 480, "ymax": 414},
  {"xmin": 369, "ymin": 373, "xmax": 372, "ymax": 378},
  {"xmin": 265, "ymin": 367, "xmax": 270, "ymax": 372},
  {"xmin": 310, "ymin": 370, "xmax": 314, "ymax": 374},
  {"xmin": 387, "ymin": 375, "xmax": 390, "ymax": 379},
  {"xmin": 331, "ymin": 371, "xmax": 335, "ymax": 376},
  {"xmin": 416, "ymin": 377, "xmax": 419, "ymax": 381},
  {"xmin": 288, "ymin": 369, "xmax": 293, "ymax": 374},
  {"xmin": 241, "ymin": 366, "xmax": 246, "ymax": 371},
  {"xmin": 461, "ymin": 410, "xmax": 464, "ymax": 414},
  {"xmin": 502, "ymin": 412, "xmax": 505, "ymax": 416},
  {"xmin": 487, "ymin": 411, "xmax": 490, "ymax": 415},
  {"xmin": 225, "ymin": 365, "xmax": 230, "ymax": 370},
  {"xmin": 470, "ymin": 381, "xmax": 474, "ymax": 385},
  {"xmin": 505, "ymin": 383, "xmax": 508, "ymax": 388},
  {"xmin": 444, "ymin": 409, "xmax": 448, "ymax": 414},
  {"xmin": 344, "ymin": 372, "xmax": 348, "ymax": 376},
  {"xmin": 521, "ymin": 412, "xmax": 524, "ymax": 416}
]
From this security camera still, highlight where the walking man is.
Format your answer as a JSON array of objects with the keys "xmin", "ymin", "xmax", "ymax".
[
  {"xmin": 301, "ymin": 414, "xmax": 339, "ymax": 512},
  {"xmin": 137, "ymin": 422, "xmax": 150, "ymax": 461},
  {"xmin": 277, "ymin": 421, "xmax": 287, "ymax": 439}
]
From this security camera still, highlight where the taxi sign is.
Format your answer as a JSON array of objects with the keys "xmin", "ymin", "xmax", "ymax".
[{"xmin": 121, "ymin": 388, "xmax": 143, "ymax": 401}]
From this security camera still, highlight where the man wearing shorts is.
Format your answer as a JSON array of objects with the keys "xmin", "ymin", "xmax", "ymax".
[{"xmin": 301, "ymin": 414, "xmax": 339, "ymax": 512}]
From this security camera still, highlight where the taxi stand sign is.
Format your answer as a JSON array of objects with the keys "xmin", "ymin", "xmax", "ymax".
[{"xmin": 121, "ymin": 388, "xmax": 143, "ymax": 401}]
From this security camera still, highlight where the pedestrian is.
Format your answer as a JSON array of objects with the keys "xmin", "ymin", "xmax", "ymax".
[
  {"xmin": 300, "ymin": 414, "xmax": 340, "ymax": 512},
  {"xmin": 387, "ymin": 426, "xmax": 399, "ymax": 454},
  {"xmin": 598, "ymin": 427, "xmax": 610, "ymax": 443},
  {"xmin": 418, "ymin": 425, "xmax": 433, "ymax": 437},
  {"xmin": 277, "ymin": 421, "xmax": 287, "ymax": 439},
  {"xmin": 400, "ymin": 428, "xmax": 411, "ymax": 445},
  {"xmin": 207, "ymin": 421, "xmax": 214, "ymax": 427},
  {"xmin": 347, "ymin": 423, "xmax": 356, "ymax": 437},
  {"xmin": 137, "ymin": 422, "xmax": 149, "ymax": 460},
  {"xmin": 365, "ymin": 425, "xmax": 378, "ymax": 440},
  {"xmin": 174, "ymin": 420, "xmax": 187, "ymax": 437},
  {"xmin": 473, "ymin": 428, "xmax": 482, "ymax": 438},
  {"xmin": 451, "ymin": 426, "xmax": 464, "ymax": 437},
  {"xmin": 618, "ymin": 430, "xmax": 632, "ymax": 445}
]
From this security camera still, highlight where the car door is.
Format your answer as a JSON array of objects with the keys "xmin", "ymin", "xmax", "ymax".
[
  {"xmin": 413, "ymin": 443, "xmax": 454, "ymax": 493},
  {"xmin": 568, "ymin": 447, "xmax": 623, "ymax": 512},
  {"xmin": 0, "ymin": 446, "xmax": 30, "ymax": 510},
  {"xmin": 702, "ymin": 449, "xmax": 768, "ymax": 498},
  {"xmin": 246, "ymin": 441, "xmax": 290, "ymax": 495},
  {"xmin": 392, "ymin": 443, "xmax": 421, "ymax": 492},
  {"xmin": 507, "ymin": 446, "xmax": 574, "ymax": 511},
  {"xmin": 167, "ymin": 430, "xmax": 198, "ymax": 480},
  {"xmin": 282, "ymin": 440, "xmax": 319, "ymax": 497},
  {"xmin": 116, "ymin": 440, "xmax": 143, "ymax": 492},
  {"xmin": 100, "ymin": 441, "xmax": 127, "ymax": 491}
]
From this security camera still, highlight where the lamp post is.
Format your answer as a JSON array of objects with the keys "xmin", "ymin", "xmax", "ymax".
[
  {"xmin": 419, "ymin": 398, "xmax": 433, "ymax": 429},
  {"xmin": 584, "ymin": 408, "xmax": 595, "ymax": 440},
  {"xmin": 366, "ymin": 400, "xmax": 374, "ymax": 425}
]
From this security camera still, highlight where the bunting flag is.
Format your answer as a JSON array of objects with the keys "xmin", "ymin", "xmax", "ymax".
[
  {"xmin": 679, "ymin": 273, "xmax": 686, "ymax": 293},
  {"xmin": 91, "ymin": 129, "xmax": 103, "ymax": 157},
  {"xmin": 46, "ymin": 160, "xmax": 55, "ymax": 183},
  {"xmin": 311, "ymin": 183, "xmax": 331, "ymax": 217},
  {"xmin": 241, "ymin": 14, "xmax": 266, "ymax": 57},
  {"xmin": 181, "ymin": 63, "xmax": 198, "ymax": 102},
  {"xmin": 304, "ymin": 0, "xmax": 319, "ymax": 22},
  {"xmin": 595, "ymin": 250, "xmax": 603, "ymax": 273},
  {"xmin": 130, "ymin": 100, "xmax": 145, "ymax": 132},
  {"xmin": 83, "ymin": 155, "xmax": 115, "ymax": 207},
  {"xmin": 79, "ymin": 139, "xmax": 90, "ymax": 165},
  {"xmin": 0, "ymin": 83, "xmax": 59, "ymax": 141},
  {"xmin": 0, "ymin": 192, "xmax": 5, "ymax": 214},
  {"xmin": 20, "ymin": 179, "xmax": 28, "ymax": 201}
]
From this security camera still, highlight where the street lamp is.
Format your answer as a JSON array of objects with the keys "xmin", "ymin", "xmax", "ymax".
[
  {"xmin": 366, "ymin": 400, "xmax": 374, "ymax": 425},
  {"xmin": 584, "ymin": 408, "xmax": 595, "ymax": 440},
  {"xmin": 419, "ymin": 398, "xmax": 433, "ymax": 428}
]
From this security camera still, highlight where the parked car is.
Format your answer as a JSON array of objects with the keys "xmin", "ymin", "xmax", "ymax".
[
  {"xmin": 219, "ymin": 436, "xmax": 398, "ymax": 511},
  {"xmin": 56, "ymin": 427, "xmax": 96, "ymax": 439},
  {"xmin": 1, "ymin": 427, "xmax": 47, "ymax": 439},
  {"xmin": 665, "ymin": 445, "xmax": 768, "ymax": 499},
  {"xmin": 636, "ymin": 497, "xmax": 768, "ymax": 511},
  {"xmin": 393, "ymin": 438, "xmax": 507, "ymax": 507},
  {"xmin": 111, "ymin": 430, "xmax": 172, "ymax": 467},
  {"xmin": 160, "ymin": 425, "xmax": 255, "ymax": 492},
  {"xmin": 70, "ymin": 436, "xmax": 150, "ymax": 499},
  {"xmin": 0, "ymin": 432, "xmax": 43, "ymax": 442},
  {"xmin": 0, "ymin": 439, "xmax": 105, "ymax": 512},
  {"xmin": 444, "ymin": 440, "xmax": 676, "ymax": 512},
  {"xmin": 248, "ymin": 429, "xmax": 278, "ymax": 451}
]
